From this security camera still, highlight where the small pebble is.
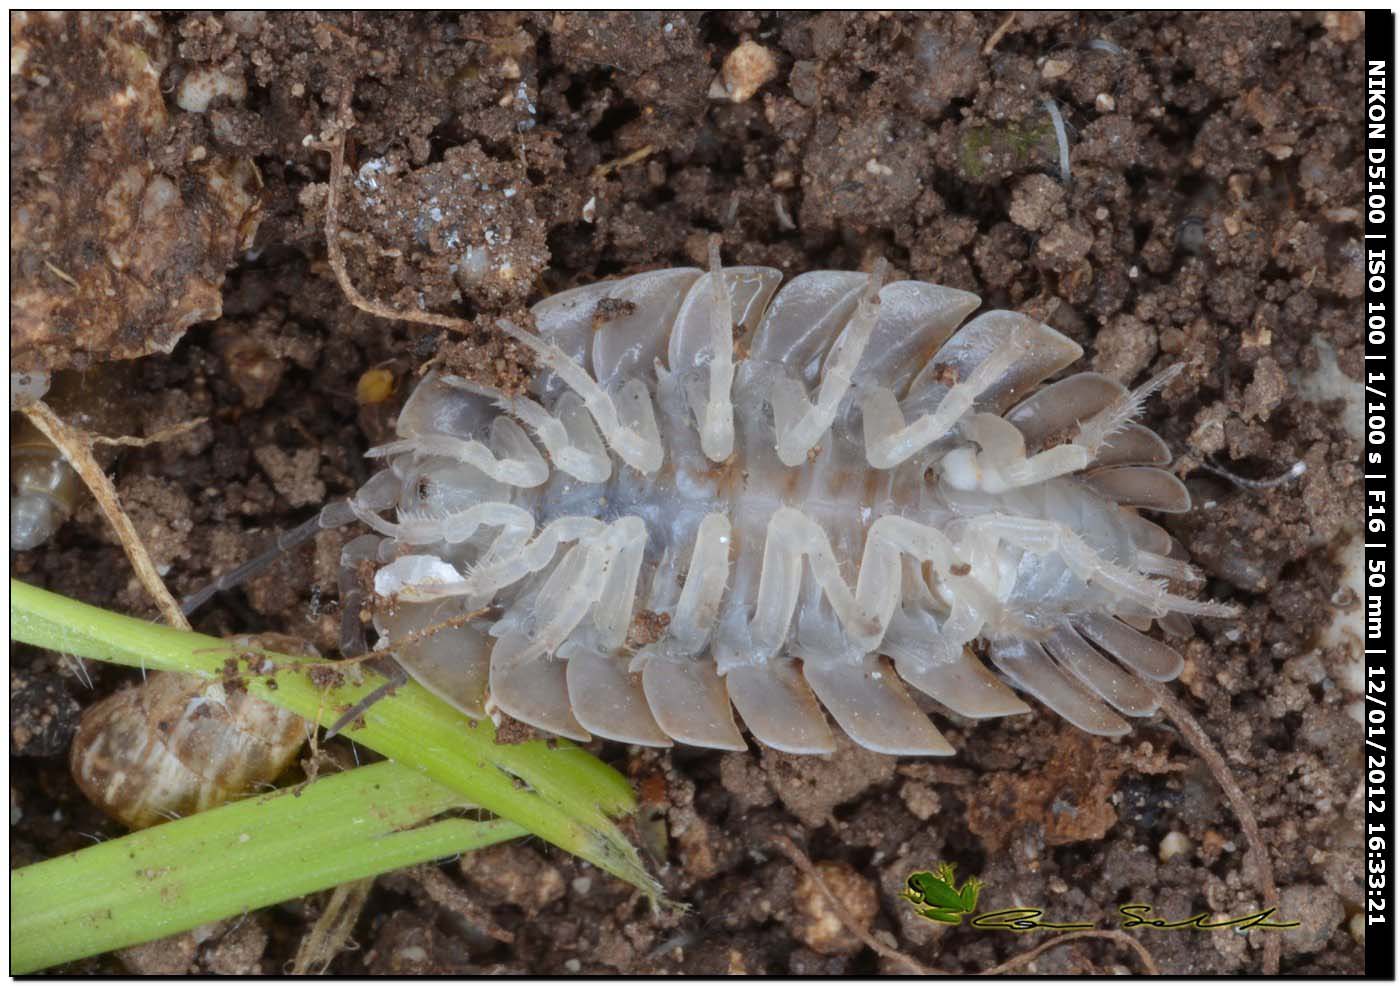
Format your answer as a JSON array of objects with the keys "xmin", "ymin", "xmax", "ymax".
[
  {"xmin": 1158, "ymin": 831, "xmax": 1191, "ymax": 862},
  {"xmin": 177, "ymin": 67, "xmax": 247, "ymax": 113},
  {"xmin": 786, "ymin": 861, "xmax": 878, "ymax": 956},
  {"xmin": 711, "ymin": 41, "xmax": 778, "ymax": 103}
]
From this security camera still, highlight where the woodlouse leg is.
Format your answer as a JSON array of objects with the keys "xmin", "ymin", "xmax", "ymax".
[
  {"xmin": 862, "ymin": 336, "xmax": 1026, "ymax": 469},
  {"xmin": 748, "ymin": 509, "xmax": 980, "ymax": 660},
  {"xmin": 882, "ymin": 563, "xmax": 1029, "ymax": 718},
  {"xmin": 1073, "ymin": 365, "xmax": 1183, "ymax": 455},
  {"xmin": 490, "ymin": 543, "xmax": 603, "ymax": 672},
  {"xmin": 771, "ymin": 260, "xmax": 887, "ymax": 466},
  {"xmin": 661, "ymin": 513, "xmax": 732, "ymax": 656},
  {"xmin": 494, "ymin": 317, "xmax": 665, "ymax": 474},
  {"xmin": 459, "ymin": 516, "xmax": 602, "ymax": 599},
  {"xmin": 694, "ymin": 238, "xmax": 738, "ymax": 463},
  {"xmin": 939, "ymin": 412, "xmax": 1092, "ymax": 493},
  {"xmin": 337, "ymin": 533, "xmax": 382, "ymax": 658},
  {"xmin": 491, "ymin": 517, "xmax": 646, "ymax": 673},
  {"xmin": 364, "ymin": 416, "xmax": 550, "ymax": 488},
  {"xmin": 353, "ymin": 495, "xmax": 535, "ymax": 547},
  {"xmin": 504, "ymin": 392, "xmax": 612, "ymax": 483},
  {"xmin": 1134, "ymin": 550, "xmax": 1205, "ymax": 584},
  {"xmin": 587, "ymin": 516, "xmax": 648, "ymax": 650},
  {"xmin": 964, "ymin": 514, "xmax": 1238, "ymax": 619},
  {"xmin": 380, "ymin": 514, "xmax": 605, "ymax": 604}
]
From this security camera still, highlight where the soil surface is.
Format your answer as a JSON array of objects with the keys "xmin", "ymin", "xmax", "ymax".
[{"xmin": 11, "ymin": 11, "xmax": 1366, "ymax": 975}]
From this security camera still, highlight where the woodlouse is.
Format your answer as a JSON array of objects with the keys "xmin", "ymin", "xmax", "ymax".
[{"xmin": 191, "ymin": 247, "xmax": 1237, "ymax": 757}]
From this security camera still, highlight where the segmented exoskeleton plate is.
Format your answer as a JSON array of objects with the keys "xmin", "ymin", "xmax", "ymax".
[{"xmin": 210, "ymin": 250, "xmax": 1237, "ymax": 756}]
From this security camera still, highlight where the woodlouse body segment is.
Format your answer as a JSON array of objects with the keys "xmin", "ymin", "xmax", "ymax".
[{"xmin": 197, "ymin": 255, "xmax": 1236, "ymax": 757}]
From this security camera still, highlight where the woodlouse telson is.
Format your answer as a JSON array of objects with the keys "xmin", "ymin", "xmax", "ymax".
[{"xmin": 187, "ymin": 245, "xmax": 1238, "ymax": 756}]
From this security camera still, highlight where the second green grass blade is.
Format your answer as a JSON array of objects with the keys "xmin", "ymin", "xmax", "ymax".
[
  {"xmin": 10, "ymin": 579, "xmax": 657, "ymax": 900},
  {"xmin": 11, "ymin": 759, "xmax": 525, "ymax": 973}
]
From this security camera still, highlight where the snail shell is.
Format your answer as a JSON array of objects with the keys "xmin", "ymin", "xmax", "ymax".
[{"xmin": 70, "ymin": 657, "xmax": 307, "ymax": 830}]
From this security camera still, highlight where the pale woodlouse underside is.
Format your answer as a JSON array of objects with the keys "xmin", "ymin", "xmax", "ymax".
[{"xmin": 192, "ymin": 247, "xmax": 1237, "ymax": 757}]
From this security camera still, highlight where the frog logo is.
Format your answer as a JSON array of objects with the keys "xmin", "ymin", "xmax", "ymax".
[{"xmin": 900, "ymin": 862, "xmax": 983, "ymax": 925}]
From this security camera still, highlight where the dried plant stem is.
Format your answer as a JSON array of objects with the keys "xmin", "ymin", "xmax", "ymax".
[
  {"xmin": 980, "ymin": 928, "xmax": 1159, "ymax": 975},
  {"xmin": 593, "ymin": 143, "xmax": 656, "ymax": 178},
  {"xmin": 1144, "ymin": 678, "xmax": 1280, "ymax": 975},
  {"xmin": 20, "ymin": 399, "xmax": 188, "ymax": 631},
  {"xmin": 769, "ymin": 835, "xmax": 932, "ymax": 975},
  {"xmin": 89, "ymin": 416, "xmax": 208, "ymax": 448},
  {"xmin": 982, "ymin": 12, "xmax": 1017, "ymax": 53},
  {"xmin": 291, "ymin": 877, "xmax": 375, "ymax": 975},
  {"xmin": 323, "ymin": 105, "xmax": 474, "ymax": 339}
]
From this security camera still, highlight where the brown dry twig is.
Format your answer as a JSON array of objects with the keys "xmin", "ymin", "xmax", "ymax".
[
  {"xmin": 291, "ymin": 877, "xmax": 375, "ymax": 974},
  {"xmin": 20, "ymin": 399, "xmax": 189, "ymax": 631},
  {"xmin": 769, "ymin": 835, "xmax": 933, "ymax": 975},
  {"xmin": 592, "ymin": 144, "xmax": 656, "ymax": 179},
  {"xmin": 982, "ymin": 12, "xmax": 1018, "ymax": 54},
  {"xmin": 980, "ymin": 929, "xmax": 1159, "ymax": 976},
  {"xmin": 323, "ymin": 102, "xmax": 477, "ymax": 340},
  {"xmin": 1143, "ymin": 677, "xmax": 1280, "ymax": 975},
  {"xmin": 89, "ymin": 416, "xmax": 208, "ymax": 448}
]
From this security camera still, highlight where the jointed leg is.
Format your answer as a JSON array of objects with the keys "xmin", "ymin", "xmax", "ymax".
[
  {"xmin": 772, "ymin": 261, "xmax": 887, "ymax": 466},
  {"xmin": 338, "ymin": 533, "xmax": 383, "ymax": 657},
  {"xmin": 863, "ymin": 337, "xmax": 1026, "ymax": 469},
  {"xmin": 964, "ymin": 513, "xmax": 1238, "ymax": 618}
]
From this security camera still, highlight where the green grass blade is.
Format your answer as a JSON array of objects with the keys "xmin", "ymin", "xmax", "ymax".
[
  {"xmin": 10, "ymin": 579, "xmax": 658, "ymax": 901},
  {"xmin": 11, "ymin": 760, "xmax": 524, "ymax": 973}
]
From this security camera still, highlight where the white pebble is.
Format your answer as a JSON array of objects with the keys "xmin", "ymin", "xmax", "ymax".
[
  {"xmin": 177, "ymin": 66, "xmax": 246, "ymax": 113},
  {"xmin": 1158, "ymin": 831, "xmax": 1191, "ymax": 862}
]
